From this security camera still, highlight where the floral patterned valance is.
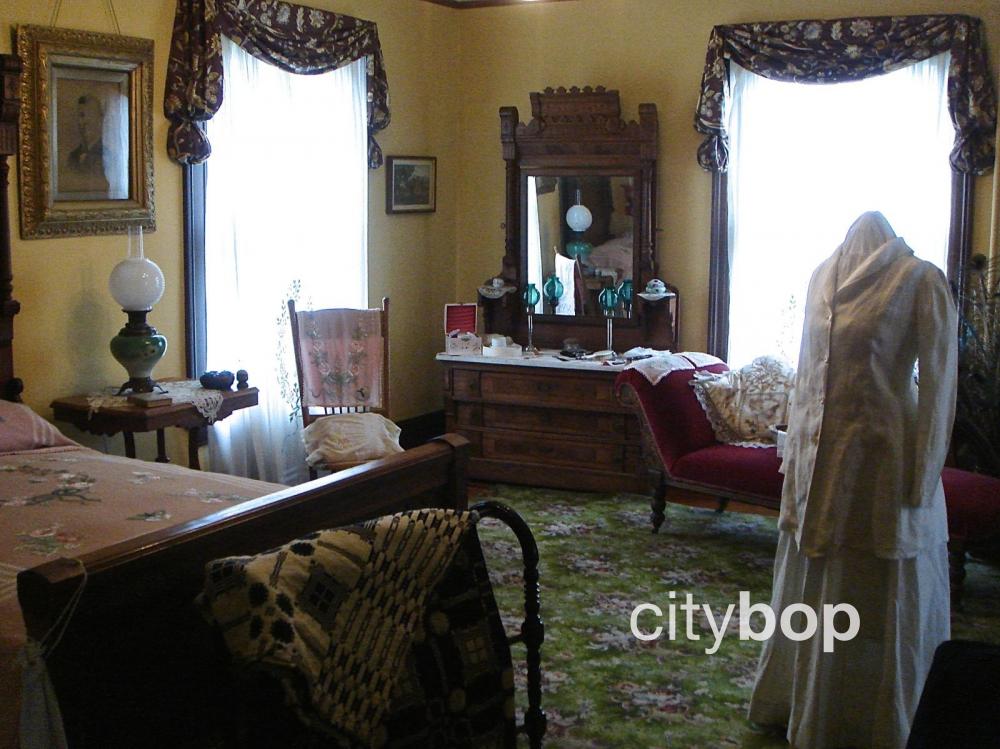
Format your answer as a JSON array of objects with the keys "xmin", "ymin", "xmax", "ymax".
[
  {"xmin": 165, "ymin": 0, "xmax": 390, "ymax": 168},
  {"xmin": 694, "ymin": 15, "xmax": 996, "ymax": 175}
]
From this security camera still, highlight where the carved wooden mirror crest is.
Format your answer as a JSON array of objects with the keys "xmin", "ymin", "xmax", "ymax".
[{"xmin": 482, "ymin": 86, "xmax": 676, "ymax": 351}]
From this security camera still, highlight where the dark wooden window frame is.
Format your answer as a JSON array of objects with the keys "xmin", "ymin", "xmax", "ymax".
[{"xmin": 707, "ymin": 171, "xmax": 973, "ymax": 360}]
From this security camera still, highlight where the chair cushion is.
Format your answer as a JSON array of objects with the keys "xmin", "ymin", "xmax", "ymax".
[
  {"xmin": 672, "ymin": 444, "xmax": 784, "ymax": 502},
  {"xmin": 616, "ymin": 364, "xmax": 729, "ymax": 471},
  {"xmin": 942, "ymin": 467, "xmax": 1000, "ymax": 544},
  {"xmin": 302, "ymin": 412, "xmax": 403, "ymax": 469}
]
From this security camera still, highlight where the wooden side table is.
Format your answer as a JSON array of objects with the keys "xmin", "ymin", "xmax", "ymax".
[{"xmin": 51, "ymin": 381, "xmax": 259, "ymax": 469}]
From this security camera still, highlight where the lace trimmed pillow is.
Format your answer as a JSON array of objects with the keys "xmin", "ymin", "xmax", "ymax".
[{"xmin": 691, "ymin": 356, "xmax": 795, "ymax": 447}]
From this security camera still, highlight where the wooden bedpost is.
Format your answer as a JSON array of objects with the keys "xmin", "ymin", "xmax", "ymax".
[{"xmin": 0, "ymin": 54, "xmax": 22, "ymax": 402}]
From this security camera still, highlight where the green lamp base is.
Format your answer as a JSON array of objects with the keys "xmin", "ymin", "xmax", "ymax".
[{"xmin": 110, "ymin": 310, "xmax": 167, "ymax": 394}]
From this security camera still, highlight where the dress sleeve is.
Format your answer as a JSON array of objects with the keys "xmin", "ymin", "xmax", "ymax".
[{"xmin": 909, "ymin": 264, "xmax": 958, "ymax": 507}]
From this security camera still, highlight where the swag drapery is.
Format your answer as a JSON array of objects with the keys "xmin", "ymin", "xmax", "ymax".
[
  {"xmin": 694, "ymin": 14, "xmax": 997, "ymax": 175},
  {"xmin": 164, "ymin": 0, "xmax": 390, "ymax": 168}
]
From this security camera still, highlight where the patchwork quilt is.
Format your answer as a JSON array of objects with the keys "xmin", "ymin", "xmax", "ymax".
[{"xmin": 201, "ymin": 508, "xmax": 516, "ymax": 748}]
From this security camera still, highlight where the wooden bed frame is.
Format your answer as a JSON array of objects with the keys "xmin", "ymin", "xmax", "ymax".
[
  {"xmin": 0, "ymin": 51, "xmax": 488, "ymax": 747},
  {"xmin": 18, "ymin": 438, "xmax": 470, "ymax": 746}
]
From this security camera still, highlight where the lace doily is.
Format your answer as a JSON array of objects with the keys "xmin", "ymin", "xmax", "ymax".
[
  {"xmin": 625, "ymin": 351, "xmax": 725, "ymax": 386},
  {"xmin": 86, "ymin": 380, "xmax": 226, "ymax": 423}
]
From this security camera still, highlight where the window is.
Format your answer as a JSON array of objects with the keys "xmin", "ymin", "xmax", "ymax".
[
  {"xmin": 197, "ymin": 38, "xmax": 368, "ymax": 483},
  {"xmin": 725, "ymin": 53, "xmax": 954, "ymax": 368}
]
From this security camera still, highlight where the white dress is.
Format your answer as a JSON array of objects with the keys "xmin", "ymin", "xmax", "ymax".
[{"xmin": 748, "ymin": 212, "xmax": 957, "ymax": 749}]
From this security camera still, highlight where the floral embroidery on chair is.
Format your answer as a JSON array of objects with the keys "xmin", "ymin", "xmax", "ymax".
[{"xmin": 297, "ymin": 308, "xmax": 384, "ymax": 410}]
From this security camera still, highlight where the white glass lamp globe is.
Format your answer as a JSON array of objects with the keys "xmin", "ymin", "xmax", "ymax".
[
  {"xmin": 566, "ymin": 203, "xmax": 593, "ymax": 233},
  {"xmin": 109, "ymin": 257, "xmax": 164, "ymax": 311}
]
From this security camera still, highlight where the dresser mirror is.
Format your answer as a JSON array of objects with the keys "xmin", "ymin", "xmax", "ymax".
[
  {"xmin": 482, "ymin": 86, "xmax": 677, "ymax": 351},
  {"xmin": 526, "ymin": 173, "xmax": 636, "ymax": 316}
]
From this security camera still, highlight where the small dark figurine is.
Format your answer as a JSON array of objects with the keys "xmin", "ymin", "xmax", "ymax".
[
  {"xmin": 199, "ymin": 370, "xmax": 235, "ymax": 390},
  {"xmin": 236, "ymin": 370, "xmax": 249, "ymax": 390}
]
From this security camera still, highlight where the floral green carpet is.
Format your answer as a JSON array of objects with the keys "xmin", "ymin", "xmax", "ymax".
[{"xmin": 472, "ymin": 484, "xmax": 1000, "ymax": 748}]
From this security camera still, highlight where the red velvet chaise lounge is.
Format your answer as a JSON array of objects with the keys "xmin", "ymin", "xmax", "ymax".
[{"xmin": 616, "ymin": 363, "xmax": 1000, "ymax": 607}]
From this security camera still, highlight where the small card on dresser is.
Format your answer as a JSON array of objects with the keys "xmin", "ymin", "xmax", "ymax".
[{"xmin": 127, "ymin": 392, "xmax": 173, "ymax": 408}]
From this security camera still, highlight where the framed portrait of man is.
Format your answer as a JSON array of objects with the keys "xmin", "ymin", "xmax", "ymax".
[{"xmin": 16, "ymin": 26, "xmax": 154, "ymax": 238}]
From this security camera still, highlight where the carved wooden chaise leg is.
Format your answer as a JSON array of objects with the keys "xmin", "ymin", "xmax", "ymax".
[
  {"xmin": 948, "ymin": 540, "xmax": 967, "ymax": 611},
  {"xmin": 650, "ymin": 471, "xmax": 667, "ymax": 534}
]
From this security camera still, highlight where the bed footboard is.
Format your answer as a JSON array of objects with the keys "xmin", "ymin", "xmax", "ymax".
[
  {"xmin": 16, "ymin": 434, "xmax": 468, "ymax": 748},
  {"xmin": 473, "ymin": 500, "xmax": 546, "ymax": 749}
]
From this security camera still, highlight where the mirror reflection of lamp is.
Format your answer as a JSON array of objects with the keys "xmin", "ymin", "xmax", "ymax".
[
  {"xmin": 564, "ymin": 188, "xmax": 593, "ymax": 264},
  {"xmin": 108, "ymin": 226, "xmax": 167, "ymax": 394}
]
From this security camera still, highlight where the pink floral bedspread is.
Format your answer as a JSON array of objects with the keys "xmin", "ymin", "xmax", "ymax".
[{"xmin": 0, "ymin": 445, "xmax": 284, "ymax": 749}]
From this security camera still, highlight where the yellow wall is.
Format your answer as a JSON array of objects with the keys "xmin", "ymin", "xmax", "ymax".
[
  {"xmin": 0, "ymin": 0, "xmax": 459, "ymax": 460},
  {"xmin": 451, "ymin": 0, "xmax": 1000, "ymax": 350},
  {"xmin": 1, "ymin": 0, "xmax": 997, "ymax": 462}
]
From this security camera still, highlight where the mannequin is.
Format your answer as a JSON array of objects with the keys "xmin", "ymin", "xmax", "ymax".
[{"xmin": 748, "ymin": 212, "xmax": 957, "ymax": 748}]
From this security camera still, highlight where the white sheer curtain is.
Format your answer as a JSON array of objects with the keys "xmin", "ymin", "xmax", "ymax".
[
  {"xmin": 526, "ymin": 176, "xmax": 544, "ymax": 313},
  {"xmin": 205, "ymin": 37, "xmax": 368, "ymax": 484},
  {"xmin": 726, "ymin": 53, "xmax": 953, "ymax": 368}
]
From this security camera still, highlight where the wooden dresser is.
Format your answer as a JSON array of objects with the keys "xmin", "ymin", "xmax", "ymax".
[{"xmin": 437, "ymin": 353, "xmax": 645, "ymax": 492}]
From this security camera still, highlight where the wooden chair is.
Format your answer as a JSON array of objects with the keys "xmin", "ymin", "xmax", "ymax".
[{"xmin": 288, "ymin": 297, "xmax": 394, "ymax": 479}]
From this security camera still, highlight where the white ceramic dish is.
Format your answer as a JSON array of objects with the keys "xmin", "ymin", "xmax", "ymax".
[{"xmin": 637, "ymin": 291, "xmax": 675, "ymax": 302}]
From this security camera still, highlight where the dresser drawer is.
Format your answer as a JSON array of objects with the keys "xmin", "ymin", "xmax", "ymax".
[
  {"xmin": 452, "ymin": 402, "xmax": 482, "ymax": 427},
  {"xmin": 450, "ymin": 369, "xmax": 481, "ymax": 398},
  {"xmin": 480, "ymin": 371, "xmax": 615, "ymax": 408},
  {"xmin": 483, "ymin": 404, "xmax": 625, "ymax": 437},
  {"xmin": 482, "ymin": 431, "xmax": 624, "ymax": 469}
]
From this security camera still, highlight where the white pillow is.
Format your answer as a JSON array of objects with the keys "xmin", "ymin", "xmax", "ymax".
[
  {"xmin": 691, "ymin": 356, "xmax": 794, "ymax": 446},
  {"xmin": 302, "ymin": 412, "xmax": 403, "ymax": 468}
]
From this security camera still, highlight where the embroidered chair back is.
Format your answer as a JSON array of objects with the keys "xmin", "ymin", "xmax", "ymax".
[{"xmin": 288, "ymin": 298, "xmax": 390, "ymax": 429}]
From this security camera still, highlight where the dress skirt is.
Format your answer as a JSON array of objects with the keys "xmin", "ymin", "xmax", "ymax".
[{"xmin": 748, "ymin": 531, "xmax": 950, "ymax": 749}]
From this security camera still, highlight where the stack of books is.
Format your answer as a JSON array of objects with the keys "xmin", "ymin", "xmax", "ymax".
[{"xmin": 127, "ymin": 392, "xmax": 173, "ymax": 408}]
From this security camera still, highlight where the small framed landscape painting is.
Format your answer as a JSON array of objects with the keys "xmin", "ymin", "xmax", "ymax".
[{"xmin": 386, "ymin": 156, "xmax": 436, "ymax": 214}]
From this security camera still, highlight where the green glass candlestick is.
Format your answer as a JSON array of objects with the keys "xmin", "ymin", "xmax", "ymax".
[
  {"xmin": 522, "ymin": 283, "xmax": 541, "ymax": 354},
  {"xmin": 598, "ymin": 286, "xmax": 619, "ymax": 353},
  {"xmin": 619, "ymin": 279, "xmax": 634, "ymax": 318}
]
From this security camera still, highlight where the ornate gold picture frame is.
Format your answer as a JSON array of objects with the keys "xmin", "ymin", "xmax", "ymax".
[{"xmin": 16, "ymin": 25, "xmax": 154, "ymax": 238}]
